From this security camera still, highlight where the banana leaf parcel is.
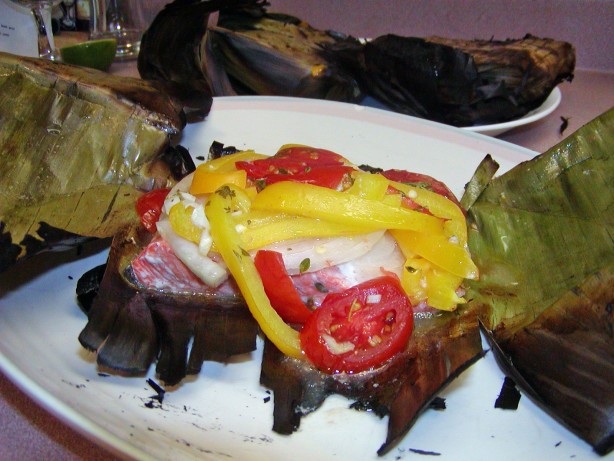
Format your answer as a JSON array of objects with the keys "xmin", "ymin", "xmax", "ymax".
[
  {"xmin": 0, "ymin": 52, "xmax": 194, "ymax": 273},
  {"xmin": 330, "ymin": 34, "xmax": 575, "ymax": 126},
  {"xmin": 138, "ymin": 0, "xmax": 362, "ymax": 104},
  {"xmin": 463, "ymin": 108, "xmax": 614, "ymax": 455}
]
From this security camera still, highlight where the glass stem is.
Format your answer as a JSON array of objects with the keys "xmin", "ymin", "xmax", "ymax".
[{"xmin": 31, "ymin": 5, "xmax": 55, "ymax": 59}]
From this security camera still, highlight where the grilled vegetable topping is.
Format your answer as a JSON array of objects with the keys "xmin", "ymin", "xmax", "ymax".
[{"xmin": 155, "ymin": 145, "xmax": 476, "ymax": 371}]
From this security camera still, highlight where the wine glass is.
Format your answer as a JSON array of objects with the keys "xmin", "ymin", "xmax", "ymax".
[{"xmin": 9, "ymin": 0, "xmax": 59, "ymax": 59}]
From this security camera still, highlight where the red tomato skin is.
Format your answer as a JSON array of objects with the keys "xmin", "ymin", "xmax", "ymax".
[
  {"xmin": 381, "ymin": 169, "xmax": 462, "ymax": 209},
  {"xmin": 254, "ymin": 250, "xmax": 313, "ymax": 324},
  {"xmin": 135, "ymin": 188, "xmax": 170, "ymax": 233},
  {"xmin": 262, "ymin": 166, "xmax": 355, "ymax": 189},
  {"xmin": 236, "ymin": 146, "xmax": 353, "ymax": 190},
  {"xmin": 300, "ymin": 276, "xmax": 413, "ymax": 374}
]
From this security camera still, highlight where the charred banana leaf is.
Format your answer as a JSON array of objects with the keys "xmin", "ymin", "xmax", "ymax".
[
  {"xmin": 208, "ymin": 5, "xmax": 362, "ymax": 101},
  {"xmin": 0, "ymin": 52, "xmax": 193, "ymax": 273},
  {"xmin": 331, "ymin": 34, "xmax": 575, "ymax": 126},
  {"xmin": 464, "ymin": 108, "xmax": 614, "ymax": 454},
  {"xmin": 78, "ymin": 225, "xmax": 258, "ymax": 386},
  {"xmin": 261, "ymin": 304, "xmax": 483, "ymax": 455},
  {"xmin": 138, "ymin": 0, "xmax": 268, "ymax": 110}
]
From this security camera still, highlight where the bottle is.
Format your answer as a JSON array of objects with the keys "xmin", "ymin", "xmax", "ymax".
[{"xmin": 75, "ymin": 0, "xmax": 90, "ymax": 31}]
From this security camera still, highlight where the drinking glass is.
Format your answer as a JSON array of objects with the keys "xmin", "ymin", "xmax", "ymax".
[
  {"xmin": 89, "ymin": 0, "xmax": 145, "ymax": 60},
  {"xmin": 9, "ymin": 0, "xmax": 58, "ymax": 59}
]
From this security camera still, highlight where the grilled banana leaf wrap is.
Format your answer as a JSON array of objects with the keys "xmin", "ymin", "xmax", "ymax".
[
  {"xmin": 462, "ymin": 108, "xmax": 614, "ymax": 455},
  {"xmin": 139, "ymin": 0, "xmax": 362, "ymax": 103},
  {"xmin": 77, "ymin": 225, "xmax": 258, "ymax": 386},
  {"xmin": 137, "ymin": 0, "xmax": 263, "ymax": 114},
  {"xmin": 329, "ymin": 34, "xmax": 575, "ymax": 126},
  {"xmin": 138, "ymin": 1, "xmax": 574, "ymax": 126},
  {"xmin": 0, "ymin": 52, "xmax": 194, "ymax": 273}
]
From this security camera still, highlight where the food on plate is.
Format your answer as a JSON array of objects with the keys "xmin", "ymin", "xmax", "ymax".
[
  {"xmin": 332, "ymin": 34, "xmax": 575, "ymax": 126},
  {"xmin": 206, "ymin": 3, "xmax": 362, "ymax": 101},
  {"xmin": 138, "ymin": 0, "xmax": 361, "ymax": 104},
  {"xmin": 78, "ymin": 144, "xmax": 483, "ymax": 450},
  {"xmin": 137, "ymin": 0, "xmax": 574, "ymax": 127},
  {"xmin": 0, "ymin": 51, "xmax": 196, "ymax": 273},
  {"xmin": 78, "ymin": 224, "xmax": 258, "ymax": 385},
  {"xmin": 462, "ymin": 107, "xmax": 614, "ymax": 455}
]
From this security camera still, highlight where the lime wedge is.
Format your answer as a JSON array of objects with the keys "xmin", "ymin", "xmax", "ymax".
[{"xmin": 60, "ymin": 39, "xmax": 118, "ymax": 71}]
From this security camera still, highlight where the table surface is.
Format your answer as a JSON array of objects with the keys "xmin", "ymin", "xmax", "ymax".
[{"xmin": 1, "ymin": 36, "xmax": 613, "ymax": 461}]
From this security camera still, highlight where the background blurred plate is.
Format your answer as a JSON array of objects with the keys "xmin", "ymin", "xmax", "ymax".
[{"xmin": 463, "ymin": 87, "xmax": 562, "ymax": 136}]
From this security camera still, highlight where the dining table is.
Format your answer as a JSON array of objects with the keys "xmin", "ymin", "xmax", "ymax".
[{"xmin": 0, "ymin": 28, "xmax": 613, "ymax": 460}]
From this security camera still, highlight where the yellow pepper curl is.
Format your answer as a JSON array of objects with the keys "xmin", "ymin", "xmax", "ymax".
[
  {"xmin": 206, "ymin": 184, "xmax": 303, "ymax": 359},
  {"xmin": 251, "ymin": 181, "xmax": 445, "ymax": 235}
]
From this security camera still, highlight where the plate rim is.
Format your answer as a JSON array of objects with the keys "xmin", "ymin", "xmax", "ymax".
[{"xmin": 462, "ymin": 87, "xmax": 562, "ymax": 135}]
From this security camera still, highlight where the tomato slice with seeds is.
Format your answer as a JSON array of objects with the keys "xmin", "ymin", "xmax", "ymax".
[
  {"xmin": 236, "ymin": 146, "xmax": 354, "ymax": 190},
  {"xmin": 254, "ymin": 250, "xmax": 313, "ymax": 324},
  {"xmin": 135, "ymin": 188, "xmax": 170, "ymax": 233},
  {"xmin": 300, "ymin": 276, "xmax": 413, "ymax": 374}
]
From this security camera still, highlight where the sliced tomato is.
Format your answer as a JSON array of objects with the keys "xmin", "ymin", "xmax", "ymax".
[
  {"xmin": 135, "ymin": 188, "xmax": 170, "ymax": 233},
  {"xmin": 300, "ymin": 276, "xmax": 413, "ymax": 374},
  {"xmin": 381, "ymin": 169, "xmax": 461, "ymax": 208},
  {"xmin": 254, "ymin": 250, "xmax": 313, "ymax": 324},
  {"xmin": 236, "ymin": 146, "xmax": 354, "ymax": 190}
]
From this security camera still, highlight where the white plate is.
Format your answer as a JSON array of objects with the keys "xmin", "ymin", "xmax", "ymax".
[
  {"xmin": 463, "ymin": 87, "xmax": 562, "ymax": 136},
  {"xmin": 0, "ymin": 96, "xmax": 600, "ymax": 461}
]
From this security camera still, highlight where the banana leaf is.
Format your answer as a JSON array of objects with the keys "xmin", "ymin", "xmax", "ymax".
[
  {"xmin": 138, "ymin": 0, "xmax": 362, "ymax": 103},
  {"xmin": 463, "ymin": 108, "xmax": 614, "ymax": 454},
  {"xmin": 208, "ymin": 5, "xmax": 362, "ymax": 101},
  {"xmin": 137, "ymin": 0, "xmax": 255, "ymax": 112},
  {"xmin": 330, "ymin": 34, "xmax": 575, "ymax": 126},
  {"xmin": 0, "ymin": 52, "xmax": 193, "ymax": 273}
]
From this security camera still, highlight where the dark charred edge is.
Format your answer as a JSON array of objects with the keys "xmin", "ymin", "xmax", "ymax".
[
  {"xmin": 260, "ymin": 308, "xmax": 483, "ymax": 454},
  {"xmin": 160, "ymin": 144, "xmax": 196, "ymax": 181},
  {"xmin": 0, "ymin": 221, "xmax": 20, "ymax": 273},
  {"xmin": 480, "ymin": 319, "xmax": 614, "ymax": 456},
  {"xmin": 209, "ymin": 141, "xmax": 240, "ymax": 160},
  {"xmin": 77, "ymin": 226, "xmax": 259, "ymax": 386},
  {"xmin": 76, "ymin": 263, "xmax": 107, "ymax": 314},
  {"xmin": 377, "ymin": 339, "xmax": 486, "ymax": 455},
  {"xmin": 210, "ymin": 9, "xmax": 363, "ymax": 102},
  {"xmin": 148, "ymin": 299, "xmax": 194, "ymax": 385},
  {"xmin": 137, "ymin": 0, "xmax": 265, "ymax": 114},
  {"xmin": 96, "ymin": 294, "xmax": 158, "ymax": 375},
  {"xmin": 22, "ymin": 222, "xmax": 93, "ymax": 259},
  {"xmin": 260, "ymin": 339, "xmax": 332, "ymax": 434},
  {"xmin": 494, "ymin": 376, "xmax": 521, "ymax": 410},
  {"xmin": 331, "ymin": 34, "xmax": 574, "ymax": 127}
]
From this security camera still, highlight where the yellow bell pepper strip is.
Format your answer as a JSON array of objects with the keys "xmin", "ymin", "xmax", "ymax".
[
  {"xmin": 168, "ymin": 203, "xmax": 202, "ymax": 244},
  {"xmin": 391, "ymin": 229, "xmax": 478, "ymax": 279},
  {"xmin": 401, "ymin": 256, "xmax": 429, "ymax": 305},
  {"xmin": 425, "ymin": 267, "xmax": 466, "ymax": 311},
  {"xmin": 237, "ymin": 213, "xmax": 379, "ymax": 251},
  {"xmin": 190, "ymin": 169, "xmax": 247, "ymax": 195},
  {"xmin": 251, "ymin": 181, "xmax": 445, "ymax": 235},
  {"xmin": 206, "ymin": 185, "xmax": 303, "ymax": 359},
  {"xmin": 400, "ymin": 256, "xmax": 464, "ymax": 311},
  {"xmin": 198, "ymin": 150, "xmax": 268, "ymax": 173},
  {"xmin": 347, "ymin": 171, "xmax": 389, "ymax": 200},
  {"xmin": 389, "ymin": 180, "xmax": 467, "ymax": 244}
]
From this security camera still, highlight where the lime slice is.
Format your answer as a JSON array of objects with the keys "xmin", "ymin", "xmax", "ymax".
[{"xmin": 60, "ymin": 39, "xmax": 118, "ymax": 71}]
